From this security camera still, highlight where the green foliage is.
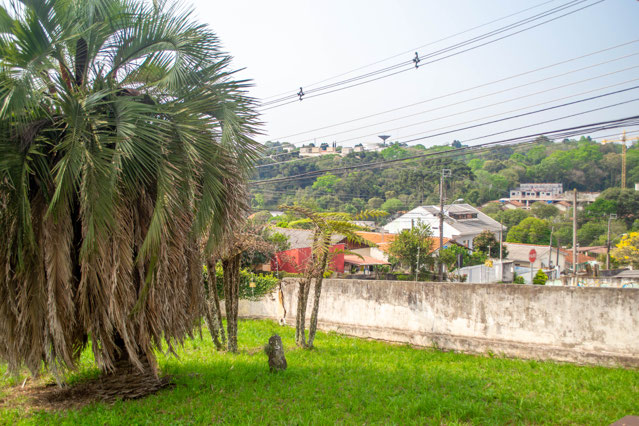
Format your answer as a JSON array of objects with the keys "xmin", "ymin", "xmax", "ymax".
[
  {"xmin": 530, "ymin": 202, "xmax": 560, "ymax": 220},
  {"xmin": 2, "ymin": 319, "xmax": 638, "ymax": 424},
  {"xmin": 473, "ymin": 231, "xmax": 507, "ymax": 258},
  {"xmin": 388, "ymin": 223, "xmax": 434, "ymax": 275},
  {"xmin": 506, "ymin": 217, "xmax": 551, "ymax": 245},
  {"xmin": 312, "ymin": 173, "xmax": 341, "ymax": 193},
  {"xmin": 532, "ymin": 269, "xmax": 548, "ymax": 285},
  {"xmin": 368, "ymin": 197, "xmax": 384, "ymax": 209},
  {"xmin": 210, "ymin": 266, "xmax": 279, "ymax": 301},
  {"xmin": 513, "ymin": 274, "xmax": 526, "ymax": 284},
  {"xmin": 439, "ymin": 244, "xmax": 486, "ymax": 271},
  {"xmin": 381, "ymin": 198, "xmax": 406, "ymax": 214}
]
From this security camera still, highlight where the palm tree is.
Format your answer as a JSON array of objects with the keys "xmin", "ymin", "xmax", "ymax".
[
  {"xmin": 0, "ymin": 0, "xmax": 260, "ymax": 393},
  {"xmin": 281, "ymin": 206, "xmax": 386, "ymax": 348}
]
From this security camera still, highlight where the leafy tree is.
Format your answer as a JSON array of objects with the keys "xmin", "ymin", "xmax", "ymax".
[
  {"xmin": 577, "ymin": 221, "xmax": 607, "ymax": 247},
  {"xmin": 368, "ymin": 197, "xmax": 384, "ymax": 209},
  {"xmin": 595, "ymin": 188, "xmax": 639, "ymax": 226},
  {"xmin": 388, "ymin": 223, "xmax": 434, "ymax": 276},
  {"xmin": 439, "ymin": 244, "xmax": 486, "ymax": 271},
  {"xmin": 452, "ymin": 140, "xmax": 462, "ymax": 148},
  {"xmin": 473, "ymin": 231, "xmax": 508, "ymax": 258},
  {"xmin": 490, "ymin": 209, "xmax": 531, "ymax": 237},
  {"xmin": 611, "ymin": 232, "xmax": 639, "ymax": 268},
  {"xmin": 0, "ymin": 0, "xmax": 259, "ymax": 392},
  {"xmin": 533, "ymin": 269, "xmax": 548, "ymax": 285},
  {"xmin": 481, "ymin": 202, "xmax": 503, "ymax": 216},
  {"xmin": 312, "ymin": 173, "xmax": 341, "ymax": 193},
  {"xmin": 506, "ymin": 217, "xmax": 551, "ymax": 244},
  {"xmin": 530, "ymin": 202, "xmax": 560, "ymax": 220},
  {"xmin": 381, "ymin": 198, "xmax": 406, "ymax": 214}
]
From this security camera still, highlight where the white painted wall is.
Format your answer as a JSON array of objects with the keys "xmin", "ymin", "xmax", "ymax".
[{"xmin": 239, "ymin": 279, "xmax": 639, "ymax": 367}]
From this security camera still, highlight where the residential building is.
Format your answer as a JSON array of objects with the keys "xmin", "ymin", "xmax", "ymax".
[
  {"xmin": 504, "ymin": 242, "xmax": 567, "ymax": 270},
  {"xmin": 270, "ymin": 228, "xmax": 345, "ymax": 273},
  {"xmin": 382, "ymin": 204, "xmax": 504, "ymax": 249},
  {"xmin": 509, "ymin": 183, "xmax": 563, "ymax": 207}
]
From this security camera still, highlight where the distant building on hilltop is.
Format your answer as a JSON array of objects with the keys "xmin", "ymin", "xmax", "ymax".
[{"xmin": 509, "ymin": 183, "xmax": 563, "ymax": 207}]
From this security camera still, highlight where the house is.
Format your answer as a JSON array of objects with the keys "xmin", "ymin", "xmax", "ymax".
[
  {"xmin": 382, "ymin": 204, "xmax": 504, "ymax": 249},
  {"xmin": 269, "ymin": 228, "xmax": 345, "ymax": 274},
  {"xmin": 502, "ymin": 200, "xmax": 525, "ymax": 210},
  {"xmin": 504, "ymin": 242, "xmax": 567, "ymax": 270}
]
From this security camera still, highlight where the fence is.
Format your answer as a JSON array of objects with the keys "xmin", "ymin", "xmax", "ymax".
[{"xmin": 239, "ymin": 278, "xmax": 639, "ymax": 367}]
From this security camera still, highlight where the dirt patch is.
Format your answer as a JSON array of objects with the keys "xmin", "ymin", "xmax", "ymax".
[{"xmin": 0, "ymin": 370, "xmax": 173, "ymax": 412}]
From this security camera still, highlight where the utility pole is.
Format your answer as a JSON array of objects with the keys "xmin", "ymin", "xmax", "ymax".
[
  {"xmin": 606, "ymin": 213, "xmax": 617, "ymax": 270},
  {"xmin": 548, "ymin": 226, "xmax": 554, "ymax": 273},
  {"xmin": 415, "ymin": 245, "xmax": 420, "ymax": 282},
  {"xmin": 499, "ymin": 221, "xmax": 503, "ymax": 262},
  {"xmin": 621, "ymin": 131, "xmax": 627, "ymax": 189},
  {"xmin": 438, "ymin": 169, "xmax": 451, "ymax": 281},
  {"xmin": 572, "ymin": 189, "xmax": 578, "ymax": 278}
]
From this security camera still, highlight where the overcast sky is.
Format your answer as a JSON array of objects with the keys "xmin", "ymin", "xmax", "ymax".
[{"xmin": 191, "ymin": 0, "xmax": 639, "ymax": 148}]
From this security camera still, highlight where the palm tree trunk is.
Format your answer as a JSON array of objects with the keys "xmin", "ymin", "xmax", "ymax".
[
  {"xmin": 295, "ymin": 276, "xmax": 312, "ymax": 347},
  {"xmin": 205, "ymin": 258, "xmax": 224, "ymax": 350},
  {"xmin": 307, "ymin": 251, "xmax": 329, "ymax": 348},
  {"xmin": 223, "ymin": 254, "xmax": 241, "ymax": 353}
]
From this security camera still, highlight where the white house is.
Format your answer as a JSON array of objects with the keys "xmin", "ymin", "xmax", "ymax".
[{"xmin": 382, "ymin": 203, "xmax": 504, "ymax": 249}]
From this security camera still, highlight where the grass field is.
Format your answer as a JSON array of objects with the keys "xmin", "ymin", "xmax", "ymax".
[{"xmin": 1, "ymin": 319, "xmax": 638, "ymax": 425}]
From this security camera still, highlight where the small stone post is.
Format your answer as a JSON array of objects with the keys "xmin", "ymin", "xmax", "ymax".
[{"xmin": 264, "ymin": 334, "xmax": 287, "ymax": 372}]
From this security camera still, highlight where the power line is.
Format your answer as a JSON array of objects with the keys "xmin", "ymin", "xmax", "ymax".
[
  {"xmin": 256, "ymin": 81, "xmax": 639, "ymax": 169},
  {"xmin": 259, "ymin": 0, "xmax": 589, "ymax": 107},
  {"xmin": 267, "ymin": 39, "xmax": 639, "ymax": 142},
  {"xmin": 259, "ymin": 0, "xmax": 561, "ymax": 101},
  {"xmin": 252, "ymin": 128, "xmax": 639, "ymax": 202},
  {"xmin": 302, "ymin": 62, "xmax": 639, "ymax": 145},
  {"xmin": 250, "ymin": 115, "xmax": 639, "ymax": 186},
  {"xmin": 337, "ymin": 77, "xmax": 639, "ymax": 145},
  {"xmin": 259, "ymin": 0, "xmax": 605, "ymax": 111}
]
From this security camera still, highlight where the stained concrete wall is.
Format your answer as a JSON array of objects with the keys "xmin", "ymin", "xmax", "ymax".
[{"xmin": 239, "ymin": 279, "xmax": 639, "ymax": 367}]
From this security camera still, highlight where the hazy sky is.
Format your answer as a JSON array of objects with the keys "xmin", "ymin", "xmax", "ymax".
[{"xmin": 191, "ymin": 0, "xmax": 639, "ymax": 147}]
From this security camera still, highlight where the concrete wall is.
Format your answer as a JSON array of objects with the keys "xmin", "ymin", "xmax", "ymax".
[{"xmin": 239, "ymin": 279, "xmax": 639, "ymax": 367}]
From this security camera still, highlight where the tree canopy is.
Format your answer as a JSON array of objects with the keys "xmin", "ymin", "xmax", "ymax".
[{"xmin": 0, "ymin": 0, "xmax": 259, "ymax": 383}]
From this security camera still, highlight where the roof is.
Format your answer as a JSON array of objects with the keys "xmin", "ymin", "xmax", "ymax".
[
  {"xmin": 344, "ymin": 254, "xmax": 390, "ymax": 266},
  {"xmin": 354, "ymin": 231, "xmax": 397, "ymax": 245},
  {"xmin": 503, "ymin": 242, "xmax": 561, "ymax": 263},
  {"xmin": 613, "ymin": 269, "xmax": 639, "ymax": 278},
  {"xmin": 560, "ymin": 249, "xmax": 597, "ymax": 265},
  {"xmin": 375, "ymin": 237, "xmax": 453, "ymax": 254},
  {"xmin": 384, "ymin": 203, "xmax": 503, "ymax": 235},
  {"xmin": 556, "ymin": 201, "xmax": 572, "ymax": 207},
  {"xmin": 505, "ymin": 200, "xmax": 525, "ymax": 207},
  {"xmin": 272, "ymin": 227, "xmax": 342, "ymax": 250}
]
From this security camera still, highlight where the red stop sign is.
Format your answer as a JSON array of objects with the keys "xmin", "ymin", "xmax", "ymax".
[{"xmin": 529, "ymin": 249, "xmax": 537, "ymax": 263}]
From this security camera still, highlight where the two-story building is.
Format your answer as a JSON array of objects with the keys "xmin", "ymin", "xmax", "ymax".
[{"xmin": 382, "ymin": 204, "xmax": 503, "ymax": 249}]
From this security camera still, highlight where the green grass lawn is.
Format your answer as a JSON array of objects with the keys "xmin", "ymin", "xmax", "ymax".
[{"xmin": 1, "ymin": 319, "xmax": 638, "ymax": 425}]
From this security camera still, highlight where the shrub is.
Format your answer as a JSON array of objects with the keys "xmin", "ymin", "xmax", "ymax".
[
  {"xmin": 532, "ymin": 269, "xmax": 548, "ymax": 285},
  {"xmin": 205, "ymin": 265, "xmax": 280, "ymax": 301}
]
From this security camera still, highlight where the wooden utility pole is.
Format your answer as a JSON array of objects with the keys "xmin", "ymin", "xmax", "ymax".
[
  {"xmin": 438, "ymin": 174, "xmax": 445, "ymax": 282},
  {"xmin": 573, "ymin": 189, "xmax": 578, "ymax": 278},
  {"xmin": 606, "ymin": 213, "xmax": 617, "ymax": 270},
  {"xmin": 437, "ymin": 169, "xmax": 451, "ymax": 282},
  {"xmin": 621, "ymin": 131, "xmax": 627, "ymax": 189}
]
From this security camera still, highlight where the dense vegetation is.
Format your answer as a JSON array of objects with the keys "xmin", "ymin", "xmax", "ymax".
[
  {"xmin": 253, "ymin": 137, "xmax": 639, "ymax": 213},
  {"xmin": 253, "ymin": 138, "xmax": 639, "ymax": 259},
  {"xmin": 2, "ymin": 320, "xmax": 637, "ymax": 425}
]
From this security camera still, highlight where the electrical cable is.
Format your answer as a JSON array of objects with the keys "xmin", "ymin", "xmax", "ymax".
[
  {"xmin": 250, "ymin": 115, "xmax": 639, "ymax": 186},
  {"xmin": 267, "ymin": 39, "xmax": 639, "ymax": 142},
  {"xmin": 259, "ymin": 0, "xmax": 604, "ymax": 110}
]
